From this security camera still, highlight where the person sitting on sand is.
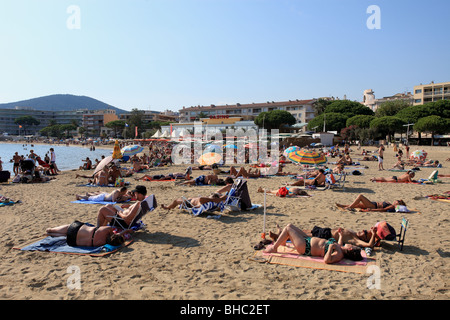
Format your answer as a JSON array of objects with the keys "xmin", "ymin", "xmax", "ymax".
[
  {"xmin": 370, "ymin": 170, "xmax": 415, "ymax": 183},
  {"xmin": 390, "ymin": 156, "xmax": 405, "ymax": 170},
  {"xmin": 108, "ymin": 164, "xmax": 122, "ymax": 184},
  {"xmin": 263, "ymin": 224, "xmax": 363, "ymax": 264},
  {"xmin": 161, "ymin": 192, "xmax": 228, "ymax": 210},
  {"xmin": 333, "ymin": 164, "xmax": 345, "ymax": 174},
  {"xmin": 288, "ymin": 169, "xmax": 326, "ymax": 187},
  {"xmin": 46, "ymin": 221, "xmax": 126, "ymax": 247},
  {"xmin": 257, "ymin": 186, "xmax": 310, "ymax": 197},
  {"xmin": 268, "ymin": 223, "xmax": 379, "ymax": 248},
  {"xmin": 76, "ymin": 187, "xmax": 130, "ymax": 203},
  {"xmin": 80, "ymin": 157, "xmax": 92, "ymax": 170},
  {"xmin": 96, "ymin": 185, "xmax": 149, "ymax": 228},
  {"xmin": 335, "ymin": 194, "xmax": 405, "ymax": 212}
]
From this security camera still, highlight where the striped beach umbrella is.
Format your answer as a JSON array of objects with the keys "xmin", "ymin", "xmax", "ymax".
[
  {"xmin": 121, "ymin": 144, "xmax": 144, "ymax": 157},
  {"xmin": 197, "ymin": 152, "xmax": 222, "ymax": 166},
  {"xmin": 410, "ymin": 149, "xmax": 427, "ymax": 161},
  {"xmin": 287, "ymin": 149, "xmax": 327, "ymax": 166}
]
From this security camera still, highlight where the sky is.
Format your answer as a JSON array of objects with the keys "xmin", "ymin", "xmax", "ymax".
[{"xmin": 0, "ymin": 0, "xmax": 449, "ymax": 112}]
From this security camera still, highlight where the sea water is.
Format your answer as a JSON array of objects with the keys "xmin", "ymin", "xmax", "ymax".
[{"xmin": 0, "ymin": 143, "xmax": 113, "ymax": 172}]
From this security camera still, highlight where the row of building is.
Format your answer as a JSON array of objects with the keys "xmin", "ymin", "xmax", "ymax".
[{"xmin": 1, "ymin": 81, "xmax": 449, "ymax": 137}]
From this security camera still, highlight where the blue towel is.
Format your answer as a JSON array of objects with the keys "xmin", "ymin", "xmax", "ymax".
[
  {"xmin": 20, "ymin": 236, "xmax": 104, "ymax": 254},
  {"xmin": 71, "ymin": 200, "xmax": 117, "ymax": 205}
]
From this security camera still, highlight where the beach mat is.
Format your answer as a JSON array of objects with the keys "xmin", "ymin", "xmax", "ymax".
[
  {"xmin": 251, "ymin": 244, "xmax": 377, "ymax": 274},
  {"xmin": 13, "ymin": 236, "xmax": 133, "ymax": 257}
]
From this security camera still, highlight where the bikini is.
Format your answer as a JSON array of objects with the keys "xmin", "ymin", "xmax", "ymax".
[
  {"xmin": 302, "ymin": 237, "xmax": 336, "ymax": 256},
  {"xmin": 67, "ymin": 220, "xmax": 99, "ymax": 247}
]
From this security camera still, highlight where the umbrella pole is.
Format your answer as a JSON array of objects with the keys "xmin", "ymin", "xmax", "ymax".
[{"xmin": 262, "ymin": 189, "xmax": 267, "ymax": 239}]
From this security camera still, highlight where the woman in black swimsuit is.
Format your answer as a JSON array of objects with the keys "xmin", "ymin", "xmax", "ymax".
[
  {"xmin": 336, "ymin": 194, "xmax": 405, "ymax": 212},
  {"xmin": 46, "ymin": 221, "xmax": 125, "ymax": 247}
]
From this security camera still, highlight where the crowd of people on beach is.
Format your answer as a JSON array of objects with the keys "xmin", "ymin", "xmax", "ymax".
[{"xmin": 3, "ymin": 139, "xmax": 448, "ymax": 265}]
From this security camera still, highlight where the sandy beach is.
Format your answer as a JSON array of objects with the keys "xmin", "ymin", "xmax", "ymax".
[{"xmin": 0, "ymin": 145, "xmax": 449, "ymax": 301}]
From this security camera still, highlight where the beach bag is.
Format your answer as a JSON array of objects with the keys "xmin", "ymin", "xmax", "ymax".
[
  {"xmin": 375, "ymin": 221, "xmax": 396, "ymax": 241},
  {"xmin": 276, "ymin": 187, "xmax": 289, "ymax": 197},
  {"xmin": 115, "ymin": 177, "xmax": 125, "ymax": 187}
]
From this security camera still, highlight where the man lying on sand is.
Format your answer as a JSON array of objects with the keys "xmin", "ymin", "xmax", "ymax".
[
  {"xmin": 263, "ymin": 223, "xmax": 363, "ymax": 264},
  {"xmin": 335, "ymin": 194, "xmax": 405, "ymax": 212},
  {"xmin": 161, "ymin": 193, "xmax": 228, "ymax": 210},
  {"xmin": 370, "ymin": 170, "xmax": 415, "ymax": 183},
  {"xmin": 177, "ymin": 173, "xmax": 220, "ymax": 186},
  {"xmin": 75, "ymin": 187, "xmax": 130, "ymax": 203},
  {"xmin": 268, "ymin": 223, "xmax": 380, "ymax": 248},
  {"xmin": 46, "ymin": 221, "xmax": 126, "ymax": 247}
]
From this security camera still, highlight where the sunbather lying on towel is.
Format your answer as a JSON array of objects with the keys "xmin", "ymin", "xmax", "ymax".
[
  {"xmin": 370, "ymin": 170, "xmax": 415, "ymax": 183},
  {"xmin": 161, "ymin": 193, "xmax": 228, "ymax": 210},
  {"xmin": 257, "ymin": 186, "xmax": 310, "ymax": 197},
  {"xmin": 263, "ymin": 223, "xmax": 363, "ymax": 264},
  {"xmin": 335, "ymin": 194, "xmax": 405, "ymax": 212},
  {"xmin": 75, "ymin": 187, "xmax": 131, "ymax": 202},
  {"xmin": 287, "ymin": 169, "xmax": 326, "ymax": 187},
  {"xmin": 177, "ymin": 173, "xmax": 220, "ymax": 186},
  {"xmin": 269, "ymin": 223, "xmax": 379, "ymax": 248},
  {"xmin": 46, "ymin": 220, "xmax": 126, "ymax": 247}
]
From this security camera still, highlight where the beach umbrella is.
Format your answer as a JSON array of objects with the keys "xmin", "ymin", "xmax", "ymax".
[
  {"xmin": 283, "ymin": 146, "xmax": 300, "ymax": 157},
  {"xmin": 121, "ymin": 144, "xmax": 144, "ymax": 157},
  {"xmin": 287, "ymin": 149, "xmax": 327, "ymax": 166},
  {"xmin": 94, "ymin": 155, "xmax": 113, "ymax": 175},
  {"xmin": 410, "ymin": 149, "xmax": 427, "ymax": 161},
  {"xmin": 112, "ymin": 140, "xmax": 122, "ymax": 159},
  {"xmin": 197, "ymin": 152, "xmax": 222, "ymax": 166}
]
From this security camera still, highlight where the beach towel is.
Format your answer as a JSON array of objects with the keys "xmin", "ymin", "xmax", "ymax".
[
  {"xmin": 251, "ymin": 244, "xmax": 377, "ymax": 274},
  {"xmin": 14, "ymin": 236, "xmax": 133, "ymax": 257},
  {"xmin": 71, "ymin": 200, "xmax": 118, "ymax": 205}
]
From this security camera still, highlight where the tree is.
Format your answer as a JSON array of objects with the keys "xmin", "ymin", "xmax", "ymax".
[
  {"xmin": 370, "ymin": 116, "xmax": 406, "ymax": 142},
  {"xmin": 307, "ymin": 112, "xmax": 348, "ymax": 132},
  {"xmin": 312, "ymin": 98, "xmax": 332, "ymax": 116},
  {"xmin": 414, "ymin": 115, "xmax": 449, "ymax": 146},
  {"xmin": 375, "ymin": 100, "xmax": 411, "ymax": 118},
  {"xmin": 324, "ymin": 100, "xmax": 374, "ymax": 117},
  {"xmin": 125, "ymin": 108, "xmax": 144, "ymax": 138},
  {"xmin": 105, "ymin": 120, "xmax": 126, "ymax": 138},
  {"xmin": 14, "ymin": 115, "xmax": 40, "ymax": 135},
  {"xmin": 254, "ymin": 110, "xmax": 296, "ymax": 130},
  {"xmin": 346, "ymin": 115, "xmax": 375, "ymax": 128}
]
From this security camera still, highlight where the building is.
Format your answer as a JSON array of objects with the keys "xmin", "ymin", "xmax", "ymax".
[
  {"xmin": 178, "ymin": 99, "xmax": 316, "ymax": 129},
  {"xmin": 413, "ymin": 81, "xmax": 450, "ymax": 105},
  {"xmin": 82, "ymin": 109, "xmax": 118, "ymax": 135},
  {"xmin": 118, "ymin": 110, "xmax": 177, "ymax": 124},
  {"xmin": 362, "ymin": 89, "xmax": 413, "ymax": 111},
  {"xmin": 0, "ymin": 107, "xmax": 84, "ymax": 135},
  {"xmin": 161, "ymin": 116, "xmax": 259, "ymax": 137}
]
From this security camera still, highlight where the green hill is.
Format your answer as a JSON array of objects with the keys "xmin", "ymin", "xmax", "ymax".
[{"xmin": 0, "ymin": 94, "xmax": 127, "ymax": 114}]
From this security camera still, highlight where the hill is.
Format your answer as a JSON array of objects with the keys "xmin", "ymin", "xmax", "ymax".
[{"xmin": 0, "ymin": 94, "xmax": 128, "ymax": 114}]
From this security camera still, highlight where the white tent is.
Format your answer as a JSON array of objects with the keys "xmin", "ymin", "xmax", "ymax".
[
  {"xmin": 152, "ymin": 130, "xmax": 162, "ymax": 138},
  {"xmin": 160, "ymin": 130, "xmax": 170, "ymax": 138}
]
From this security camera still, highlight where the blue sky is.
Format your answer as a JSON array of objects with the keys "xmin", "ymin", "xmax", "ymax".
[{"xmin": 0, "ymin": 0, "xmax": 449, "ymax": 112}]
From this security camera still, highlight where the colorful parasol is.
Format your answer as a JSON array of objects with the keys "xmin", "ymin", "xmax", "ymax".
[
  {"xmin": 112, "ymin": 140, "xmax": 122, "ymax": 159},
  {"xmin": 93, "ymin": 156, "xmax": 113, "ymax": 175},
  {"xmin": 410, "ymin": 150, "xmax": 427, "ymax": 161},
  {"xmin": 287, "ymin": 149, "xmax": 327, "ymax": 166},
  {"xmin": 121, "ymin": 145, "xmax": 144, "ymax": 157},
  {"xmin": 283, "ymin": 146, "xmax": 300, "ymax": 157},
  {"xmin": 197, "ymin": 152, "xmax": 222, "ymax": 166}
]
